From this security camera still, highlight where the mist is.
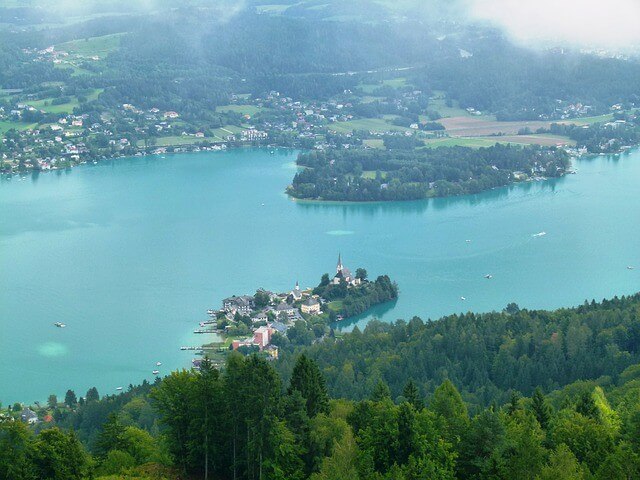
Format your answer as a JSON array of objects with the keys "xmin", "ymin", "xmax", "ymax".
[{"xmin": 464, "ymin": 0, "xmax": 640, "ymax": 52}]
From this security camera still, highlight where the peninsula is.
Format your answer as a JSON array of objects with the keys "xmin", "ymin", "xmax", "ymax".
[
  {"xmin": 189, "ymin": 255, "xmax": 398, "ymax": 362},
  {"xmin": 287, "ymin": 144, "xmax": 571, "ymax": 202}
]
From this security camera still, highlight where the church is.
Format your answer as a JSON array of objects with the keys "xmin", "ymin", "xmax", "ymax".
[{"xmin": 332, "ymin": 254, "xmax": 361, "ymax": 286}]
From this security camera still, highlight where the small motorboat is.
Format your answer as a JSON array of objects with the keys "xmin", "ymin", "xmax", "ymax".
[
  {"xmin": 460, "ymin": 296, "xmax": 466, "ymax": 301},
  {"xmin": 156, "ymin": 362, "xmax": 162, "ymax": 366},
  {"xmin": 53, "ymin": 322, "xmax": 66, "ymax": 328},
  {"xmin": 628, "ymin": 266, "xmax": 635, "ymax": 270},
  {"xmin": 484, "ymin": 274, "xmax": 493, "ymax": 279},
  {"xmin": 152, "ymin": 370, "xmax": 160, "ymax": 375},
  {"xmin": 465, "ymin": 239, "xmax": 471, "ymax": 243},
  {"xmin": 532, "ymin": 231, "xmax": 547, "ymax": 238},
  {"xmin": 116, "ymin": 387, "xmax": 123, "ymax": 391}
]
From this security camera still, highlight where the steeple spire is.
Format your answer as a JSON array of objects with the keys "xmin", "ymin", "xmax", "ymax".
[
  {"xmin": 337, "ymin": 253, "xmax": 343, "ymax": 273},
  {"xmin": 295, "ymin": 280, "xmax": 300, "ymax": 291}
]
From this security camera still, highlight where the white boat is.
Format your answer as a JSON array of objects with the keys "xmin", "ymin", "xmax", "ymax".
[
  {"xmin": 53, "ymin": 322, "xmax": 66, "ymax": 328},
  {"xmin": 532, "ymin": 231, "xmax": 547, "ymax": 238},
  {"xmin": 152, "ymin": 370, "xmax": 160, "ymax": 375},
  {"xmin": 156, "ymin": 362, "xmax": 162, "ymax": 366},
  {"xmin": 628, "ymin": 266, "xmax": 635, "ymax": 270},
  {"xmin": 484, "ymin": 274, "xmax": 492, "ymax": 279},
  {"xmin": 116, "ymin": 387, "xmax": 123, "ymax": 391},
  {"xmin": 465, "ymin": 239, "xmax": 471, "ymax": 243},
  {"xmin": 460, "ymin": 296, "xmax": 466, "ymax": 301}
]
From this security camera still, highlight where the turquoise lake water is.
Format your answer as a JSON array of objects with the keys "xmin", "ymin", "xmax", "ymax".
[{"xmin": 1, "ymin": 148, "xmax": 639, "ymax": 404}]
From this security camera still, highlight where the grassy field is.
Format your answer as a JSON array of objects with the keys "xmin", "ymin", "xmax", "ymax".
[
  {"xmin": 475, "ymin": 134, "xmax": 576, "ymax": 147},
  {"xmin": 563, "ymin": 114, "xmax": 615, "ymax": 126},
  {"xmin": 363, "ymin": 138, "xmax": 385, "ymax": 149},
  {"xmin": 216, "ymin": 105, "xmax": 267, "ymax": 116},
  {"xmin": 360, "ymin": 77, "xmax": 409, "ymax": 94},
  {"xmin": 362, "ymin": 170, "xmax": 387, "ymax": 179},
  {"xmin": 329, "ymin": 117, "xmax": 411, "ymax": 134},
  {"xmin": 0, "ymin": 120, "xmax": 38, "ymax": 134},
  {"xmin": 27, "ymin": 89, "xmax": 103, "ymax": 114},
  {"xmin": 57, "ymin": 33, "xmax": 124, "ymax": 58}
]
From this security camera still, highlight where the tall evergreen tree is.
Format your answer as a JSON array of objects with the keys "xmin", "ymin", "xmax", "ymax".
[
  {"xmin": 402, "ymin": 379, "xmax": 424, "ymax": 410},
  {"xmin": 370, "ymin": 380, "xmax": 391, "ymax": 402},
  {"xmin": 531, "ymin": 387, "xmax": 551, "ymax": 430},
  {"xmin": 64, "ymin": 390, "xmax": 77, "ymax": 408},
  {"xmin": 288, "ymin": 354, "xmax": 329, "ymax": 418}
]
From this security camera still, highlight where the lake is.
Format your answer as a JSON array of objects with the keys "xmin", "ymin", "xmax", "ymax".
[{"xmin": 1, "ymin": 148, "xmax": 639, "ymax": 404}]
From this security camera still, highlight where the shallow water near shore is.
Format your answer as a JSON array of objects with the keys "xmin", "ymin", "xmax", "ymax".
[{"xmin": 1, "ymin": 148, "xmax": 639, "ymax": 403}]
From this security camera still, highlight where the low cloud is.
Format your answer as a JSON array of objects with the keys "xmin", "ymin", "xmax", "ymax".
[{"xmin": 467, "ymin": 0, "xmax": 640, "ymax": 52}]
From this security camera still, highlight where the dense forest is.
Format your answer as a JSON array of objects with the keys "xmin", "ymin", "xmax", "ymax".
[
  {"xmin": 279, "ymin": 295, "xmax": 640, "ymax": 407},
  {"xmin": 289, "ymin": 145, "xmax": 569, "ymax": 201},
  {"xmin": 3, "ymin": 294, "xmax": 640, "ymax": 479}
]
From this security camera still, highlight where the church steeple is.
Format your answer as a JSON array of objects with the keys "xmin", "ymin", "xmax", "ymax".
[
  {"xmin": 336, "ymin": 253, "xmax": 343, "ymax": 273},
  {"xmin": 295, "ymin": 280, "xmax": 300, "ymax": 291}
]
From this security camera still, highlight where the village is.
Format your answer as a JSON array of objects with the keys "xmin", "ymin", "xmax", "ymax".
[{"xmin": 187, "ymin": 255, "xmax": 374, "ymax": 366}]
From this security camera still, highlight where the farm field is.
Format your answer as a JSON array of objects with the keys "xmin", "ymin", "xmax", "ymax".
[
  {"xmin": 475, "ymin": 134, "xmax": 576, "ymax": 147},
  {"xmin": 329, "ymin": 117, "xmax": 411, "ymax": 134},
  {"xmin": 57, "ymin": 33, "xmax": 124, "ymax": 58},
  {"xmin": 439, "ymin": 116, "xmax": 554, "ymax": 136},
  {"xmin": 421, "ymin": 137, "xmax": 505, "ymax": 148}
]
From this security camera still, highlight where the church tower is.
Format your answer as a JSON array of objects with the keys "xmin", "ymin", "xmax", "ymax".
[{"xmin": 336, "ymin": 253, "xmax": 343, "ymax": 274}]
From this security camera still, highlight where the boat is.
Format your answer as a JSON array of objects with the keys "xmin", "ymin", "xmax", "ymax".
[
  {"xmin": 206, "ymin": 309, "xmax": 215, "ymax": 315},
  {"xmin": 152, "ymin": 370, "xmax": 160, "ymax": 375},
  {"xmin": 156, "ymin": 361, "xmax": 162, "ymax": 366},
  {"xmin": 532, "ymin": 231, "xmax": 547, "ymax": 238},
  {"xmin": 484, "ymin": 274, "xmax": 493, "ymax": 279},
  {"xmin": 460, "ymin": 296, "xmax": 466, "ymax": 301},
  {"xmin": 628, "ymin": 266, "xmax": 635, "ymax": 270},
  {"xmin": 116, "ymin": 387, "xmax": 123, "ymax": 391},
  {"xmin": 53, "ymin": 322, "xmax": 66, "ymax": 328},
  {"xmin": 465, "ymin": 239, "xmax": 471, "ymax": 243}
]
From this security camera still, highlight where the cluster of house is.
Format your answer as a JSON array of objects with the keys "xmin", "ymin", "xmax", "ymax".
[{"xmin": 218, "ymin": 255, "xmax": 360, "ymax": 354}]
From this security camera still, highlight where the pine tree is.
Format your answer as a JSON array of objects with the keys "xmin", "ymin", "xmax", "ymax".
[
  {"xmin": 288, "ymin": 354, "xmax": 329, "ymax": 417},
  {"xmin": 85, "ymin": 387, "xmax": 99, "ymax": 403},
  {"xmin": 531, "ymin": 388, "xmax": 551, "ymax": 430},
  {"xmin": 370, "ymin": 380, "xmax": 391, "ymax": 402},
  {"xmin": 64, "ymin": 390, "xmax": 77, "ymax": 408},
  {"xmin": 402, "ymin": 379, "xmax": 424, "ymax": 410}
]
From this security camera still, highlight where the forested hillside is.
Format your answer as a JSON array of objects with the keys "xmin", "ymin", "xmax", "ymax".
[{"xmin": 281, "ymin": 294, "xmax": 640, "ymax": 406}]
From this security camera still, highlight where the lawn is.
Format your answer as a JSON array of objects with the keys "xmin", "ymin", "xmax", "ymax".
[
  {"xmin": 329, "ymin": 117, "xmax": 410, "ymax": 134},
  {"xmin": 326, "ymin": 301, "xmax": 344, "ymax": 312},
  {"xmin": 57, "ymin": 33, "xmax": 124, "ymax": 58}
]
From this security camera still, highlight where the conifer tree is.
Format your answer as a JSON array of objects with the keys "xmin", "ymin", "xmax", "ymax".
[{"xmin": 531, "ymin": 387, "xmax": 551, "ymax": 430}]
